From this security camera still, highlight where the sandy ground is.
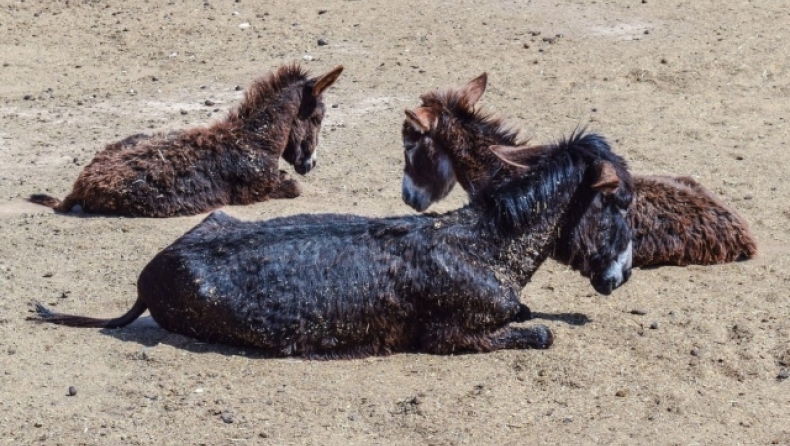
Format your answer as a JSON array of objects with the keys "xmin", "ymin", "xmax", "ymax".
[{"xmin": 1, "ymin": 0, "xmax": 789, "ymax": 444}]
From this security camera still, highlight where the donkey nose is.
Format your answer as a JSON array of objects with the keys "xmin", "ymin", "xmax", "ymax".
[
  {"xmin": 593, "ymin": 278, "xmax": 616, "ymax": 296},
  {"xmin": 295, "ymin": 158, "xmax": 315, "ymax": 175}
]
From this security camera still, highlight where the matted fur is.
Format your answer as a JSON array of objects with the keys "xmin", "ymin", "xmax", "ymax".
[
  {"xmin": 29, "ymin": 63, "xmax": 342, "ymax": 217},
  {"xmin": 30, "ymin": 128, "xmax": 635, "ymax": 358},
  {"xmin": 625, "ymin": 175, "xmax": 757, "ymax": 266}
]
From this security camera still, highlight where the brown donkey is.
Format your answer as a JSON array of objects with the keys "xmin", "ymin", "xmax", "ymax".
[
  {"xmin": 401, "ymin": 73, "xmax": 755, "ymax": 268},
  {"xmin": 29, "ymin": 64, "xmax": 343, "ymax": 217}
]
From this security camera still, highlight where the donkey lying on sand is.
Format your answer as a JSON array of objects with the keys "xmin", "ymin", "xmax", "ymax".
[
  {"xmin": 29, "ymin": 64, "xmax": 343, "ymax": 217},
  {"xmin": 32, "ymin": 123, "xmax": 633, "ymax": 358},
  {"xmin": 402, "ymin": 73, "xmax": 755, "ymax": 270}
]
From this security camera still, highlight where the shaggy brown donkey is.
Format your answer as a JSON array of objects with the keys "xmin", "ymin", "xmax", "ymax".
[
  {"xmin": 401, "ymin": 73, "xmax": 755, "ymax": 269},
  {"xmin": 31, "ymin": 122, "xmax": 634, "ymax": 358},
  {"xmin": 29, "ymin": 64, "xmax": 343, "ymax": 217}
]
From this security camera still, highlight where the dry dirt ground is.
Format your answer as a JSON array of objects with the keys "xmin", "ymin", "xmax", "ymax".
[{"xmin": 1, "ymin": 0, "xmax": 789, "ymax": 444}]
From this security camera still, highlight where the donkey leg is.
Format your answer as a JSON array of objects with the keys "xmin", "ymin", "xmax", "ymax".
[
  {"xmin": 488, "ymin": 325, "xmax": 554, "ymax": 350},
  {"xmin": 419, "ymin": 323, "xmax": 552, "ymax": 354},
  {"xmin": 269, "ymin": 170, "xmax": 301, "ymax": 199}
]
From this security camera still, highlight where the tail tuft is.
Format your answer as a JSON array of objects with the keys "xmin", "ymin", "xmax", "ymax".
[
  {"xmin": 28, "ymin": 194, "xmax": 62, "ymax": 208},
  {"xmin": 27, "ymin": 300, "xmax": 148, "ymax": 329}
]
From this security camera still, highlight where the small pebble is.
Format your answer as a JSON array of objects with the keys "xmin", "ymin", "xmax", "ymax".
[
  {"xmin": 317, "ymin": 38, "xmax": 328, "ymax": 46},
  {"xmin": 204, "ymin": 99, "xmax": 215, "ymax": 106},
  {"xmin": 302, "ymin": 55, "xmax": 314, "ymax": 61},
  {"xmin": 238, "ymin": 22, "xmax": 250, "ymax": 29},
  {"xmin": 318, "ymin": 9, "xmax": 327, "ymax": 14},
  {"xmin": 23, "ymin": 94, "xmax": 32, "ymax": 100},
  {"xmin": 615, "ymin": 389, "xmax": 630, "ymax": 397},
  {"xmin": 649, "ymin": 322, "xmax": 659, "ymax": 330},
  {"xmin": 690, "ymin": 349, "xmax": 699, "ymax": 357},
  {"xmin": 68, "ymin": 386, "xmax": 77, "ymax": 396},
  {"xmin": 660, "ymin": 58, "xmax": 668, "ymax": 64},
  {"xmin": 331, "ymin": 104, "xmax": 339, "ymax": 108},
  {"xmin": 220, "ymin": 411, "xmax": 234, "ymax": 423},
  {"xmin": 234, "ymin": 85, "xmax": 243, "ymax": 91},
  {"xmin": 180, "ymin": 109, "xmax": 188, "ymax": 115},
  {"xmin": 778, "ymin": 370, "xmax": 789, "ymax": 381},
  {"xmin": 630, "ymin": 309, "xmax": 647, "ymax": 315}
]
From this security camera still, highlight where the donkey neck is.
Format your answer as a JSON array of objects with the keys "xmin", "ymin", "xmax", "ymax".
[
  {"xmin": 434, "ymin": 115, "xmax": 522, "ymax": 196},
  {"xmin": 471, "ymin": 148, "xmax": 593, "ymax": 287}
]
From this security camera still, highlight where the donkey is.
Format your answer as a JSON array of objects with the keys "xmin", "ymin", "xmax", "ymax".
[
  {"xmin": 28, "ymin": 64, "xmax": 343, "ymax": 217},
  {"xmin": 402, "ymin": 74, "xmax": 634, "ymax": 294},
  {"xmin": 401, "ymin": 73, "xmax": 754, "ymax": 270},
  {"xmin": 31, "ymin": 124, "xmax": 634, "ymax": 358}
]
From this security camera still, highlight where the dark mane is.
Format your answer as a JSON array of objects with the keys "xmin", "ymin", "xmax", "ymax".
[
  {"xmin": 420, "ymin": 90, "xmax": 527, "ymax": 147},
  {"xmin": 232, "ymin": 63, "xmax": 312, "ymax": 121},
  {"xmin": 477, "ymin": 131, "xmax": 630, "ymax": 236}
]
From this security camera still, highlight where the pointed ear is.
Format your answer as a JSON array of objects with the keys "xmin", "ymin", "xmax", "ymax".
[
  {"xmin": 311, "ymin": 65, "xmax": 344, "ymax": 97},
  {"xmin": 459, "ymin": 73, "xmax": 487, "ymax": 107},
  {"xmin": 404, "ymin": 107, "xmax": 438, "ymax": 133},
  {"xmin": 489, "ymin": 145, "xmax": 534, "ymax": 169},
  {"xmin": 591, "ymin": 161, "xmax": 621, "ymax": 194}
]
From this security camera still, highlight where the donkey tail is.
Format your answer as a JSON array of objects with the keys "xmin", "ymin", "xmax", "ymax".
[
  {"xmin": 29, "ymin": 299, "xmax": 147, "ymax": 329},
  {"xmin": 28, "ymin": 194, "xmax": 62, "ymax": 208}
]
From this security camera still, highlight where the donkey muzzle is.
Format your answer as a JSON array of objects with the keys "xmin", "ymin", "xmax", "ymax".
[{"xmin": 295, "ymin": 157, "xmax": 316, "ymax": 175}]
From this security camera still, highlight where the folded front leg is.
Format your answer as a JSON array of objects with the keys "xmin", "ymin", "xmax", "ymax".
[{"xmin": 488, "ymin": 325, "xmax": 553, "ymax": 350}]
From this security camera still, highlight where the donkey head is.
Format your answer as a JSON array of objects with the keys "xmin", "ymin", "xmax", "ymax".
[
  {"xmin": 492, "ymin": 144, "xmax": 635, "ymax": 295},
  {"xmin": 281, "ymin": 65, "xmax": 343, "ymax": 175},
  {"xmin": 401, "ymin": 74, "xmax": 491, "ymax": 211}
]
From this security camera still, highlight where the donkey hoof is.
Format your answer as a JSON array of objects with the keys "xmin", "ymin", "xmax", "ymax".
[
  {"xmin": 528, "ymin": 324, "xmax": 554, "ymax": 349},
  {"xmin": 514, "ymin": 303, "xmax": 532, "ymax": 322}
]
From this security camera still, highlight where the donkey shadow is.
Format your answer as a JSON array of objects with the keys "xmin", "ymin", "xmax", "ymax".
[{"xmin": 530, "ymin": 312, "xmax": 591, "ymax": 326}]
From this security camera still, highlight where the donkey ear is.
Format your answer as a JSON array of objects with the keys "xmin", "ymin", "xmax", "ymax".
[
  {"xmin": 404, "ymin": 107, "xmax": 438, "ymax": 133},
  {"xmin": 459, "ymin": 73, "xmax": 487, "ymax": 107},
  {"xmin": 489, "ymin": 145, "xmax": 533, "ymax": 169},
  {"xmin": 311, "ymin": 65, "xmax": 344, "ymax": 97},
  {"xmin": 591, "ymin": 161, "xmax": 621, "ymax": 194}
]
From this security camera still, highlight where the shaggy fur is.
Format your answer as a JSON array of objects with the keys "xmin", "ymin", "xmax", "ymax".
[
  {"xmin": 29, "ymin": 64, "xmax": 343, "ymax": 217},
  {"xmin": 402, "ymin": 74, "xmax": 634, "ymax": 294},
  {"xmin": 622, "ymin": 175, "xmax": 756, "ymax": 266},
  {"xmin": 31, "ymin": 128, "xmax": 634, "ymax": 359},
  {"xmin": 402, "ymin": 73, "xmax": 754, "ymax": 269}
]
